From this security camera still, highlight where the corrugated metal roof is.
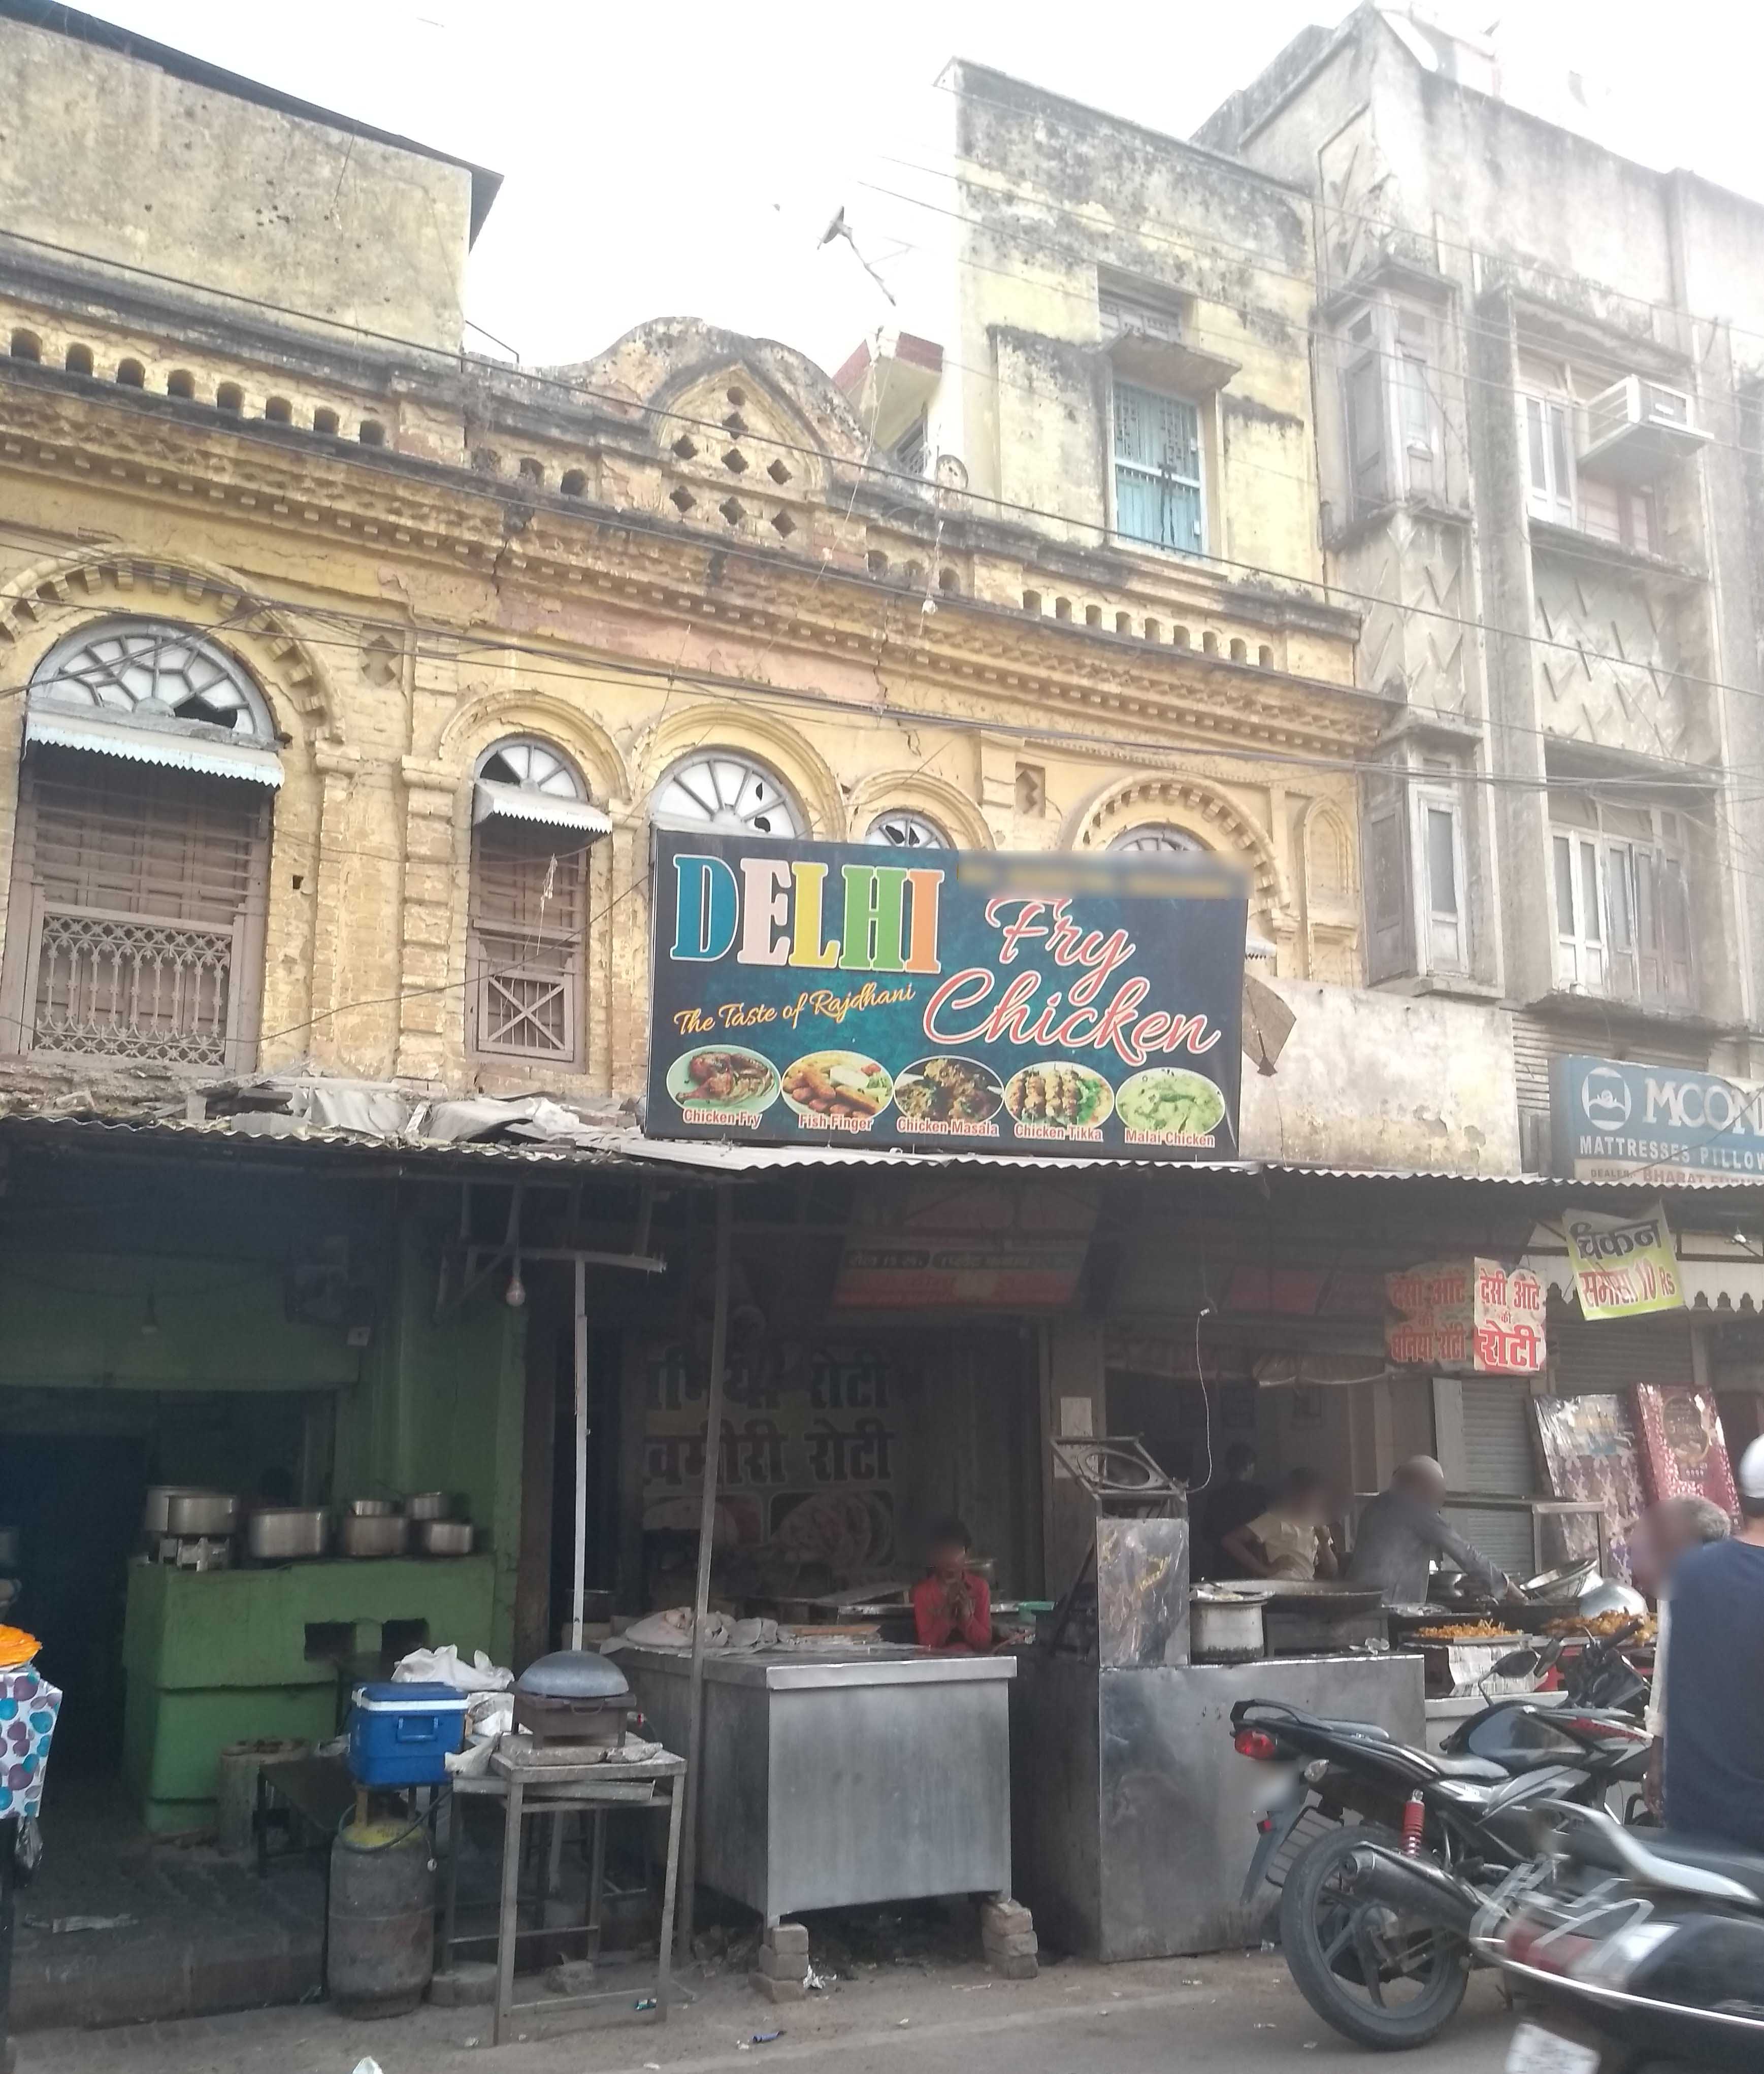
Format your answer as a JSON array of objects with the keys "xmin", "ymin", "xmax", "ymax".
[{"xmin": 9, "ymin": 1107, "xmax": 1764, "ymax": 1196}]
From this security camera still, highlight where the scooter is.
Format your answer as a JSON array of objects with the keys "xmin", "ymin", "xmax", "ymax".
[
  {"xmin": 1232, "ymin": 1684, "xmax": 1651, "ymax": 2050},
  {"xmin": 1477, "ymin": 1800, "xmax": 1764, "ymax": 2073}
]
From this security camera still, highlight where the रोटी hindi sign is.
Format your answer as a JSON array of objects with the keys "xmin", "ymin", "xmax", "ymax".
[
  {"xmin": 1385, "ymin": 1257, "xmax": 1547, "ymax": 1374},
  {"xmin": 645, "ymin": 832, "xmax": 1247, "ymax": 1159}
]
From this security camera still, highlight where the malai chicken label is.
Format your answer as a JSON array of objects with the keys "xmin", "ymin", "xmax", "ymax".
[{"xmin": 647, "ymin": 831, "xmax": 1247, "ymax": 1160}]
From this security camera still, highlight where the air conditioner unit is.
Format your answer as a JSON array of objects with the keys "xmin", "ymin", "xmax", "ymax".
[{"xmin": 1578, "ymin": 374, "xmax": 1708, "ymax": 484}]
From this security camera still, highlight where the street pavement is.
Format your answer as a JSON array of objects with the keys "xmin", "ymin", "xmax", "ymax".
[{"xmin": 15, "ymin": 1950, "xmax": 1517, "ymax": 2074}]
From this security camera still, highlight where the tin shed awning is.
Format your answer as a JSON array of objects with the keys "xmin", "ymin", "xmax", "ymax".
[
  {"xmin": 472, "ymin": 780, "xmax": 611, "ymax": 835},
  {"xmin": 25, "ymin": 706, "xmax": 284, "ymax": 786}
]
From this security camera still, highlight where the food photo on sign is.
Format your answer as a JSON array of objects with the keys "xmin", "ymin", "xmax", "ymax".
[{"xmin": 645, "ymin": 832, "xmax": 1248, "ymax": 1160}]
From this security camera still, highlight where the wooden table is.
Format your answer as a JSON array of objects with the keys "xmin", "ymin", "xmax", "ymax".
[{"xmin": 445, "ymin": 1746, "xmax": 685, "ymax": 2047}]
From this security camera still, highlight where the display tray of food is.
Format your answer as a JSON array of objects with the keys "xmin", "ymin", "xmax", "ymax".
[
  {"xmin": 1543, "ymin": 1609, "xmax": 1657, "ymax": 1644},
  {"xmin": 1411, "ymin": 1620, "xmax": 1527, "ymax": 1644}
]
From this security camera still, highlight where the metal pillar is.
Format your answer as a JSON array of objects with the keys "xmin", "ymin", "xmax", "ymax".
[{"xmin": 676, "ymin": 1184, "xmax": 732, "ymax": 1962}]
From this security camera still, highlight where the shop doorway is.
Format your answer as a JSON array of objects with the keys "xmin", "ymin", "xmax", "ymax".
[{"xmin": 0, "ymin": 1432, "xmax": 146, "ymax": 1773}]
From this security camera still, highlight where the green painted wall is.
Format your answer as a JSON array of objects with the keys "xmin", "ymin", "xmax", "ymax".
[{"xmin": 0, "ymin": 1150, "xmax": 529, "ymax": 1822}]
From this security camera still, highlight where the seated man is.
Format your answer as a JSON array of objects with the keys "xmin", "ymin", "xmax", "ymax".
[
  {"xmin": 1221, "ymin": 1467, "xmax": 1339, "ymax": 1581},
  {"xmin": 912, "ymin": 1516, "xmax": 992, "ymax": 1652}
]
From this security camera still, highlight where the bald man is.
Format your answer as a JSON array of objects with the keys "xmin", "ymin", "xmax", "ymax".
[{"xmin": 1346, "ymin": 1455, "xmax": 1513, "ymax": 1607}]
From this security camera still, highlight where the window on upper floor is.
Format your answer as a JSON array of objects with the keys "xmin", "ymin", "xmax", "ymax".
[
  {"xmin": 1362, "ymin": 758, "xmax": 1471, "ymax": 983},
  {"xmin": 651, "ymin": 752, "xmax": 803, "ymax": 838},
  {"xmin": 1111, "ymin": 381, "xmax": 1204, "ymax": 555},
  {"xmin": 1343, "ymin": 303, "xmax": 1443, "ymax": 517},
  {"xmin": 468, "ymin": 738, "xmax": 608, "ymax": 1066},
  {"xmin": 1520, "ymin": 353, "xmax": 1670, "ymax": 555},
  {"xmin": 0, "ymin": 619, "xmax": 281, "ymax": 1070},
  {"xmin": 866, "ymin": 810, "xmax": 947, "ymax": 849},
  {"xmin": 890, "ymin": 415, "xmax": 928, "ymax": 479},
  {"xmin": 1550, "ymin": 793, "xmax": 1692, "ymax": 1012}
]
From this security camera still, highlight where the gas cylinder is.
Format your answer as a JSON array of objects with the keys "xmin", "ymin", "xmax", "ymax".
[{"xmin": 326, "ymin": 1816, "xmax": 436, "ymax": 2017}]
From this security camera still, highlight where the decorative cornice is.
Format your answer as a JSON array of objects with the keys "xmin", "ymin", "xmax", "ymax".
[{"xmin": 0, "ymin": 375, "xmax": 1390, "ymax": 766}]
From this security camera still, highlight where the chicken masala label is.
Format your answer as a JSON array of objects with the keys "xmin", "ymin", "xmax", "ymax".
[{"xmin": 647, "ymin": 831, "xmax": 1247, "ymax": 1161}]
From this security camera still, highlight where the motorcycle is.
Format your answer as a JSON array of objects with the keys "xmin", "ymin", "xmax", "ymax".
[
  {"xmin": 1477, "ymin": 1800, "xmax": 1764, "ymax": 2073},
  {"xmin": 1232, "ymin": 1636, "xmax": 1652, "ymax": 2049}
]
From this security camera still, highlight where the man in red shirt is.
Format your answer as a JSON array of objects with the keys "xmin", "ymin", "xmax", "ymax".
[{"xmin": 911, "ymin": 1517, "xmax": 992, "ymax": 1652}]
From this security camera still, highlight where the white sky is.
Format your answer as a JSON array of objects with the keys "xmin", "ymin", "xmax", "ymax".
[{"xmin": 69, "ymin": 1, "xmax": 1764, "ymax": 375}]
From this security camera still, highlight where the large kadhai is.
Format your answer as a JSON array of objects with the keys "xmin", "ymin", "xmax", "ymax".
[{"xmin": 647, "ymin": 831, "xmax": 1246, "ymax": 1159}]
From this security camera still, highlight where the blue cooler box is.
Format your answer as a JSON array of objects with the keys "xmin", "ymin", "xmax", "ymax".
[{"xmin": 348, "ymin": 1681, "xmax": 471, "ymax": 1787}]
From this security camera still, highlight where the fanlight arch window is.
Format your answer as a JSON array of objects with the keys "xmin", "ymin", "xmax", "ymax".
[
  {"xmin": 866, "ymin": 810, "xmax": 948, "ymax": 850},
  {"xmin": 652, "ymin": 752, "xmax": 802, "ymax": 838},
  {"xmin": 467, "ymin": 737, "xmax": 606, "ymax": 1066},
  {"xmin": 1105, "ymin": 824, "xmax": 1207, "ymax": 854},
  {"xmin": 1, "ymin": 619, "xmax": 279, "ymax": 1070}
]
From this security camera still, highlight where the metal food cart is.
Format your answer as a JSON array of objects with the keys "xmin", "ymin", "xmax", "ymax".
[{"xmin": 621, "ymin": 1646, "xmax": 1015, "ymax": 1922}]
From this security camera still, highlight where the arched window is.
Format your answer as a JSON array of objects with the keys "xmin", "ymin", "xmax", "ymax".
[
  {"xmin": 652, "ymin": 752, "xmax": 802, "ymax": 838},
  {"xmin": 467, "ymin": 738, "xmax": 607, "ymax": 1065},
  {"xmin": 1106, "ymin": 825, "xmax": 1207, "ymax": 854},
  {"xmin": 1, "ymin": 620, "xmax": 281, "ymax": 1070},
  {"xmin": 866, "ymin": 809, "xmax": 948, "ymax": 850}
]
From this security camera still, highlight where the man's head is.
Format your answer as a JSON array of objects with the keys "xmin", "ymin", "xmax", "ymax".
[
  {"xmin": 1281, "ymin": 1466, "xmax": 1329, "ymax": 1522},
  {"xmin": 1222, "ymin": 1442, "xmax": 1258, "ymax": 1484},
  {"xmin": 926, "ymin": 1516, "xmax": 973, "ymax": 1579},
  {"xmin": 1393, "ymin": 1455, "xmax": 1448, "ymax": 1507},
  {"xmin": 1739, "ymin": 1436, "xmax": 1764, "ymax": 1525},
  {"xmin": 1638, "ymin": 1493, "xmax": 1732, "ymax": 1592}
]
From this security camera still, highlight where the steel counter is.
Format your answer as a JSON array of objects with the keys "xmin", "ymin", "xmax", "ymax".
[
  {"xmin": 1011, "ymin": 1651, "xmax": 1424, "ymax": 1961},
  {"xmin": 619, "ymin": 1647, "xmax": 1016, "ymax": 1922}
]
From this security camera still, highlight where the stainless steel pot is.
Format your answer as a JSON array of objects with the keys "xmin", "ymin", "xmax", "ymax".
[
  {"xmin": 165, "ymin": 1491, "xmax": 240, "ymax": 1538},
  {"xmin": 339, "ymin": 1512, "xmax": 408, "ymax": 1559},
  {"xmin": 345, "ymin": 1498, "xmax": 399, "ymax": 1519},
  {"xmin": 402, "ymin": 1492, "xmax": 448, "ymax": 1522},
  {"xmin": 245, "ymin": 1508, "xmax": 329, "ymax": 1561},
  {"xmin": 142, "ymin": 1486, "xmax": 207, "ymax": 1537},
  {"xmin": 415, "ymin": 1519, "xmax": 473, "ymax": 1557},
  {"xmin": 1189, "ymin": 1589, "xmax": 1266, "ymax": 1662}
]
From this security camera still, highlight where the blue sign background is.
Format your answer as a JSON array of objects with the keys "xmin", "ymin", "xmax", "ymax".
[
  {"xmin": 1551, "ymin": 1053, "xmax": 1764, "ymax": 1180},
  {"xmin": 646, "ymin": 831, "xmax": 1247, "ymax": 1160}
]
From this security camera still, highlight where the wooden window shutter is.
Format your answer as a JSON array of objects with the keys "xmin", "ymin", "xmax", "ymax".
[
  {"xmin": 1362, "ymin": 775, "xmax": 1415, "ymax": 981},
  {"xmin": 0, "ymin": 748, "xmax": 268, "ymax": 1069},
  {"xmin": 468, "ymin": 820, "xmax": 585, "ymax": 1063},
  {"xmin": 1346, "ymin": 353, "xmax": 1388, "ymax": 513}
]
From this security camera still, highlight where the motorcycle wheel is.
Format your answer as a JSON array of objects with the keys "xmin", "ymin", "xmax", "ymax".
[{"xmin": 1278, "ymin": 1822, "xmax": 1471, "ymax": 2051}]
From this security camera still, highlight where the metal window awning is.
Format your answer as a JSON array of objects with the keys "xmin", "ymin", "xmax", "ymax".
[
  {"xmin": 25, "ymin": 705, "xmax": 284, "ymax": 786},
  {"xmin": 472, "ymin": 780, "xmax": 610, "ymax": 834}
]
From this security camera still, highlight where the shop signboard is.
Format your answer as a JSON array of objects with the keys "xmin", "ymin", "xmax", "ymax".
[
  {"xmin": 1385, "ymin": 1258, "xmax": 1547, "ymax": 1374},
  {"xmin": 647, "ymin": 832, "xmax": 1246, "ymax": 1159},
  {"xmin": 1563, "ymin": 1201, "xmax": 1684, "ymax": 1320},
  {"xmin": 1551, "ymin": 1054, "xmax": 1764, "ymax": 1182}
]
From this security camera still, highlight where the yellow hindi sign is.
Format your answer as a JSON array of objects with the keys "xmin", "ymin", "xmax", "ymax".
[{"xmin": 1564, "ymin": 1202, "xmax": 1685, "ymax": 1321}]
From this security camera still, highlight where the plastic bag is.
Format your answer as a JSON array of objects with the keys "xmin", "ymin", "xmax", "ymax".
[{"xmin": 392, "ymin": 1644, "xmax": 511, "ymax": 1692}]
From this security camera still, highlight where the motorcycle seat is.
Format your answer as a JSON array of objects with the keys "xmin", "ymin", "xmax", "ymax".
[
  {"xmin": 1429, "ymin": 1754, "xmax": 1509, "ymax": 1782},
  {"xmin": 1648, "ymin": 1833, "xmax": 1764, "ymax": 1906}
]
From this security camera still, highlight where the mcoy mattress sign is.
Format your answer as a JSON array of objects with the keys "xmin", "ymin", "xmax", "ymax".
[
  {"xmin": 646, "ymin": 831, "xmax": 1247, "ymax": 1159},
  {"xmin": 1552, "ymin": 1054, "xmax": 1764, "ymax": 1182}
]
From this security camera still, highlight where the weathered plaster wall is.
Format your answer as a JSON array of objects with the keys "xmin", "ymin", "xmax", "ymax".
[
  {"xmin": 945, "ymin": 63, "xmax": 1325, "ymax": 600},
  {"xmin": 1239, "ymin": 976, "xmax": 1521, "ymax": 1173},
  {"xmin": 0, "ymin": 16, "xmax": 474, "ymax": 353}
]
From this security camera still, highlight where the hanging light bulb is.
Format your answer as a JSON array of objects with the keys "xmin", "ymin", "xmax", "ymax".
[
  {"xmin": 141, "ymin": 1288, "xmax": 160, "ymax": 1338},
  {"xmin": 504, "ymin": 1261, "xmax": 527, "ymax": 1309}
]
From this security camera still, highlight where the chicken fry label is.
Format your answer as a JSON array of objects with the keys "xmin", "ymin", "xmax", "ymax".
[{"xmin": 649, "ymin": 830, "xmax": 1247, "ymax": 1160}]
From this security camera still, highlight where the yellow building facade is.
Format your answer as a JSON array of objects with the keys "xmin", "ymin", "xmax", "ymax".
[{"xmin": 0, "ymin": 24, "xmax": 1378, "ymax": 1119}]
